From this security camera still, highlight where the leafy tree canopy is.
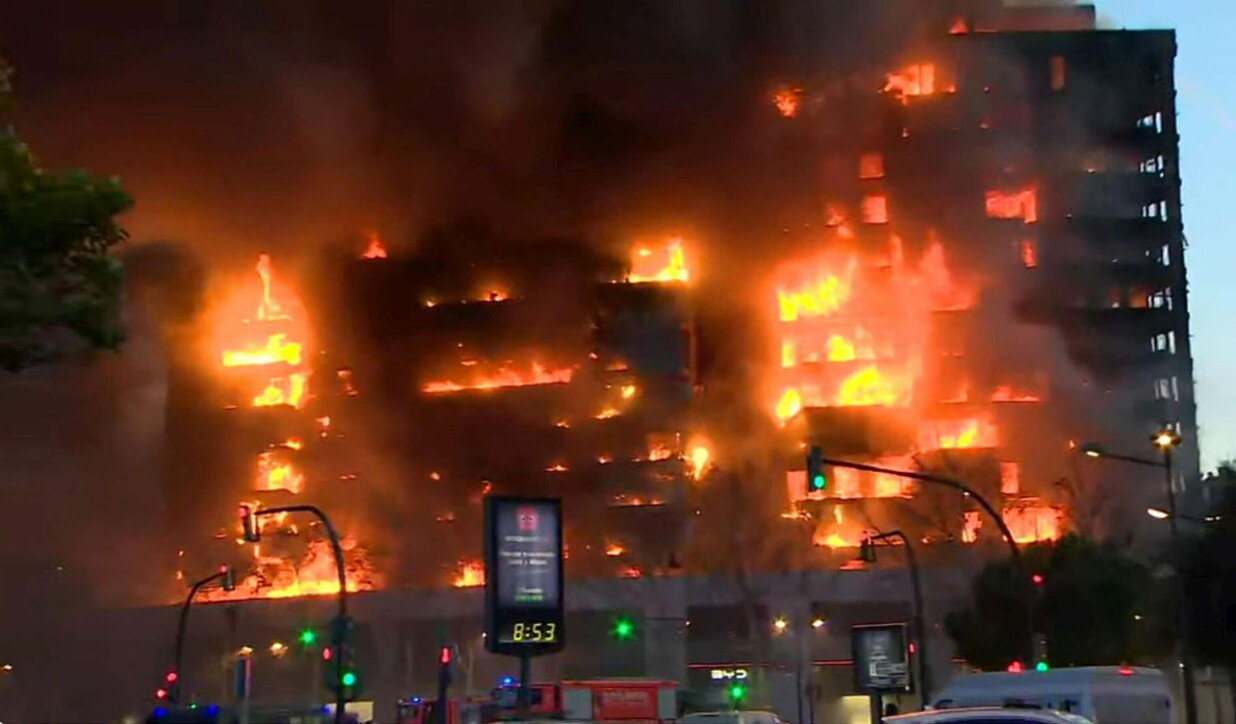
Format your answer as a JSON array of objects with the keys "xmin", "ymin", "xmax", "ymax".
[
  {"xmin": 0, "ymin": 57, "xmax": 133, "ymax": 370},
  {"xmin": 945, "ymin": 534, "xmax": 1168, "ymax": 670}
]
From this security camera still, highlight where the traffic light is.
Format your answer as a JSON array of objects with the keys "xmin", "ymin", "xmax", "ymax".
[
  {"xmin": 240, "ymin": 505, "xmax": 260, "ymax": 543},
  {"xmin": 727, "ymin": 683, "xmax": 747, "ymax": 705},
  {"xmin": 299, "ymin": 628, "xmax": 317, "ymax": 646},
  {"xmin": 611, "ymin": 616, "xmax": 635, "ymax": 640},
  {"xmin": 806, "ymin": 445, "xmax": 826, "ymax": 492},
  {"xmin": 1006, "ymin": 660, "xmax": 1024, "ymax": 673},
  {"xmin": 158, "ymin": 670, "xmax": 178, "ymax": 703},
  {"xmin": 1035, "ymin": 661, "xmax": 1050, "ymax": 672},
  {"xmin": 858, "ymin": 533, "xmax": 877, "ymax": 563}
]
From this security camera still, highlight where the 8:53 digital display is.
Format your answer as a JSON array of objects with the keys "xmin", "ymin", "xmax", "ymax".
[{"xmin": 507, "ymin": 621, "xmax": 558, "ymax": 643}]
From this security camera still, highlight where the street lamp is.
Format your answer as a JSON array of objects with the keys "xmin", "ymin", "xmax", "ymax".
[
  {"xmin": 773, "ymin": 617, "xmax": 789, "ymax": 634},
  {"xmin": 1147, "ymin": 508, "xmax": 1221, "ymax": 525},
  {"xmin": 1080, "ymin": 429, "xmax": 1196, "ymax": 724}
]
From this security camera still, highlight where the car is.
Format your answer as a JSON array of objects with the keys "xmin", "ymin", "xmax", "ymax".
[
  {"xmin": 679, "ymin": 710, "xmax": 785, "ymax": 724},
  {"xmin": 885, "ymin": 707, "xmax": 1094, "ymax": 723}
]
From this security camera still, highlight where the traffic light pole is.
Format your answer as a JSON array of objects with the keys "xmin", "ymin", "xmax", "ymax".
[
  {"xmin": 865, "ymin": 531, "xmax": 929, "ymax": 708},
  {"xmin": 246, "ymin": 504, "xmax": 350, "ymax": 724},
  {"xmin": 817, "ymin": 456, "xmax": 1033, "ymax": 664},
  {"xmin": 172, "ymin": 567, "xmax": 234, "ymax": 705}
]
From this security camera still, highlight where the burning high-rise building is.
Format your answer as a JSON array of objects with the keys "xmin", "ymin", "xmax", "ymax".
[{"xmin": 1, "ymin": 2, "xmax": 1203, "ymax": 721}]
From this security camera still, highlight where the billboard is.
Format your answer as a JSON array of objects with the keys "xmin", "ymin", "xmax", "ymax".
[
  {"xmin": 851, "ymin": 623, "xmax": 911, "ymax": 693},
  {"xmin": 484, "ymin": 497, "xmax": 565, "ymax": 656}
]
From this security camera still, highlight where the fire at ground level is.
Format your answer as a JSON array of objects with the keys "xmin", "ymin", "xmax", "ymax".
[{"xmin": 1, "ymin": 568, "xmax": 1219, "ymax": 724}]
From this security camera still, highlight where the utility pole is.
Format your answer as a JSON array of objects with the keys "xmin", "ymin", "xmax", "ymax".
[
  {"xmin": 860, "ymin": 531, "xmax": 930, "ymax": 707},
  {"xmin": 817, "ymin": 455, "xmax": 1033, "ymax": 664},
  {"xmin": 171, "ymin": 566, "xmax": 236, "ymax": 705},
  {"xmin": 242, "ymin": 504, "xmax": 351, "ymax": 724}
]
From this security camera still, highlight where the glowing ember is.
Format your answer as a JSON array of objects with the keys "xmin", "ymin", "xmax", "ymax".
[
  {"xmin": 629, "ymin": 238, "xmax": 690, "ymax": 283},
  {"xmin": 605, "ymin": 541, "xmax": 625, "ymax": 557},
  {"xmin": 452, "ymin": 560, "xmax": 485, "ymax": 588},
  {"xmin": 646, "ymin": 444, "xmax": 674, "ymax": 462},
  {"xmin": 773, "ymin": 88, "xmax": 801, "ymax": 118},
  {"xmin": 621, "ymin": 384, "xmax": 637, "ymax": 399},
  {"xmin": 422, "ymin": 362, "xmax": 574, "ymax": 393},
  {"xmin": 949, "ymin": 16, "xmax": 968, "ymax": 34},
  {"xmin": 595, "ymin": 407, "xmax": 620, "ymax": 420},
  {"xmin": 545, "ymin": 463, "xmax": 569, "ymax": 472},
  {"xmin": 883, "ymin": 63, "xmax": 936, "ymax": 102},
  {"xmin": 985, "ymin": 188, "xmax": 1039, "ymax": 224},
  {"xmin": 361, "ymin": 232, "xmax": 388, "ymax": 259}
]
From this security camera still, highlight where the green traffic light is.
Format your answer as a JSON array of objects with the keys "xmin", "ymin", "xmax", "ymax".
[
  {"xmin": 341, "ymin": 671, "xmax": 357, "ymax": 687},
  {"xmin": 728, "ymin": 684, "xmax": 746, "ymax": 701},
  {"xmin": 810, "ymin": 474, "xmax": 826, "ymax": 490},
  {"xmin": 612, "ymin": 617, "xmax": 634, "ymax": 640},
  {"xmin": 1035, "ymin": 661, "xmax": 1049, "ymax": 672},
  {"xmin": 299, "ymin": 628, "xmax": 317, "ymax": 646}
]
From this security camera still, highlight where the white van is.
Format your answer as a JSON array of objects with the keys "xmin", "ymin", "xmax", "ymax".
[{"xmin": 930, "ymin": 667, "xmax": 1172, "ymax": 724}]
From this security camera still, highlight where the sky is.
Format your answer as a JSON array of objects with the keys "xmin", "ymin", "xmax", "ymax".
[{"xmin": 1100, "ymin": 0, "xmax": 1236, "ymax": 471}]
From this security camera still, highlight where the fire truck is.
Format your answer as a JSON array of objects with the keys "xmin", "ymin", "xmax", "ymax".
[{"xmin": 397, "ymin": 679, "xmax": 678, "ymax": 724}]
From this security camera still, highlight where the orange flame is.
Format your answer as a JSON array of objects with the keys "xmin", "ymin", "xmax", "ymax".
[
  {"xmin": 949, "ymin": 16, "xmax": 968, "ymax": 34},
  {"xmin": 773, "ymin": 88, "xmax": 801, "ymax": 118},
  {"xmin": 884, "ymin": 63, "xmax": 936, "ymax": 102},
  {"xmin": 985, "ymin": 188, "xmax": 1039, "ymax": 224},
  {"xmin": 1003, "ymin": 504, "xmax": 1064, "ymax": 544},
  {"xmin": 688, "ymin": 437, "xmax": 711, "ymax": 481},
  {"xmin": 919, "ymin": 416, "xmax": 999, "ymax": 450},
  {"xmin": 961, "ymin": 511, "xmax": 982, "ymax": 543},
  {"xmin": 991, "ymin": 386, "xmax": 1042, "ymax": 403},
  {"xmin": 629, "ymin": 237, "xmax": 690, "ymax": 283},
  {"xmin": 201, "ymin": 538, "xmax": 377, "ymax": 602},
  {"xmin": 605, "ymin": 541, "xmax": 625, "ymax": 557},
  {"xmin": 452, "ymin": 560, "xmax": 485, "ymax": 588},
  {"xmin": 361, "ymin": 232, "xmax": 388, "ymax": 259},
  {"xmin": 775, "ymin": 388, "xmax": 803, "ymax": 423},
  {"xmin": 422, "ymin": 362, "xmax": 574, "ymax": 394},
  {"xmin": 216, "ymin": 255, "xmax": 312, "ymax": 409},
  {"xmin": 256, "ymin": 452, "xmax": 305, "ymax": 494}
]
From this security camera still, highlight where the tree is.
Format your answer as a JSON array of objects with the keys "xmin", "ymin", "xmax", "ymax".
[
  {"xmin": 945, "ymin": 534, "xmax": 1166, "ymax": 670},
  {"xmin": 0, "ymin": 58, "xmax": 132, "ymax": 370},
  {"xmin": 1181, "ymin": 465, "xmax": 1236, "ymax": 672}
]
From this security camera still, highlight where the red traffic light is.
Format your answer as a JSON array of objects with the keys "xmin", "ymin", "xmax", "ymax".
[
  {"xmin": 322, "ymin": 647, "xmax": 333, "ymax": 662},
  {"xmin": 439, "ymin": 646, "xmax": 451, "ymax": 665},
  {"xmin": 1031, "ymin": 574, "xmax": 1044, "ymax": 585},
  {"xmin": 156, "ymin": 688, "xmax": 168, "ymax": 699},
  {"xmin": 165, "ymin": 671, "xmax": 178, "ymax": 684},
  {"xmin": 1007, "ymin": 660, "xmax": 1024, "ymax": 673}
]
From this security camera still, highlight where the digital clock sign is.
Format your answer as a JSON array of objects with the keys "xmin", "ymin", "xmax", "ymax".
[{"xmin": 484, "ymin": 497, "xmax": 565, "ymax": 656}]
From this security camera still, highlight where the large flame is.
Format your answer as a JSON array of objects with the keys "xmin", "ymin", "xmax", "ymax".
[
  {"xmin": 629, "ymin": 238, "xmax": 690, "ymax": 283},
  {"xmin": 216, "ymin": 255, "xmax": 312, "ymax": 409},
  {"xmin": 919, "ymin": 416, "xmax": 999, "ymax": 450},
  {"xmin": 200, "ymin": 538, "xmax": 378, "ymax": 602},
  {"xmin": 423, "ymin": 362, "xmax": 574, "ymax": 394}
]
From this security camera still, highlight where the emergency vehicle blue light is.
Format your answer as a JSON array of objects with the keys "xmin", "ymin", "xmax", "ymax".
[
  {"xmin": 206, "ymin": 705, "xmax": 219, "ymax": 715},
  {"xmin": 501, "ymin": 676, "xmax": 514, "ymax": 686},
  {"xmin": 153, "ymin": 708, "xmax": 167, "ymax": 718},
  {"xmin": 412, "ymin": 697, "xmax": 422, "ymax": 704}
]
